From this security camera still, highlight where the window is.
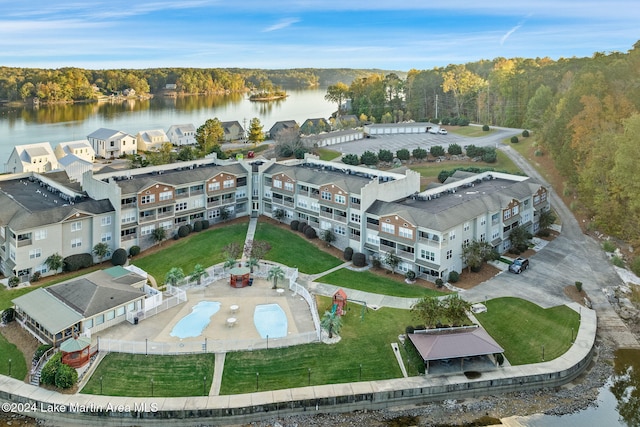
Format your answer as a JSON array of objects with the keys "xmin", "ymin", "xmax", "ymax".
[
  {"xmin": 463, "ymin": 238, "xmax": 470, "ymax": 247},
  {"xmin": 235, "ymin": 189, "xmax": 247, "ymax": 198},
  {"xmin": 334, "ymin": 225, "xmax": 346, "ymax": 235},
  {"xmin": 106, "ymin": 310, "xmax": 115, "ymax": 321},
  {"xmin": 273, "ymin": 179, "xmax": 282, "ymax": 188},
  {"xmin": 116, "ymin": 307, "xmax": 125, "ymax": 317},
  {"xmin": 446, "ymin": 250, "xmax": 453, "ymax": 260},
  {"xmin": 504, "ymin": 209, "xmax": 511, "ymax": 221},
  {"xmin": 320, "ymin": 221, "xmax": 332, "ymax": 230},
  {"xmin": 101, "ymin": 216, "xmax": 112, "ymax": 226},
  {"xmin": 284, "ymin": 182, "xmax": 294, "ymax": 191},
  {"xmin": 366, "ymin": 234, "xmax": 380, "ymax": 245},
  {"xmin": 194, "ymin": 198, "xmax": 203, "ymax": 208},
  {"xmin": 141, "ymin": 225, "xmax": 154, "ymax": 236},
  {"xmin": 71, "ymin": 238, "xmax": 82, "ymax": 248},
  {"xmin": 463, "ymin": 222, "xmax": 470, "ymax": 231},
  {"xmin": 297, "ymin": 199, "xmax": 308, "ymax": 209},
  {"xmin": 264, "ymin": 190, "xmax": 272, "ymax": 199},
  {"xmin": 334, "ymin": 194, "xmax": 346, "ymax": 204},
  {"xmin": 84, "ymin": 318, "xmax": 93, "ymax": 329},
  {"xmin": 491, "ymin": 213, "xmax": 500, "ymax": 225},
  {"xmin": 141, "ymin": 194, "xmax": 155, "ymax": 204},
  {"xmin": 101, "ymin": 233, "xmax": 112, "ymax": 242},
  {"xmin": 159, "ymin": 191, "xmax": 173, "ymax": 201},
  {"xmin": 321, "ymin": 191, "xmax": 332, "ymax": 201},
  {"xmin": 480, "ymin": 217, "xmax": 486, "ymax": 226},
  {"xmin": 480, "ymin": 233, "xmax": 486, "ymax": 242},
  {"xmin": 175, "ymin": 202, "xmax": 188, "ymax": 211},
  {"xmin": 208, "ymin": 209, "xmax": 220, "ymax": 219},
  {"xmin": 512, "ymin": 204, "xmax": 519, "ymax": 216},
  {"xmin": 223, "ymin": 179, "xmax": 235, "ymax": 189},
  {"xmin": 71, "ymin": 221, "xmax": 82, "ymax": 231},
  {"xmin": 127, "ymin": 302, "xmax": 135, "ymax": 312},
  {"xmin": 34, "ymin": 229, "xmax": 47, "ymax": 240},
  {"xmin": 350, "ymin": 213, "xmax": 361, "ymax": 223},
  {"xmin": 350, "ymin": 196, "xmax": 361, "ymax": 205},
  {"xmin": 492, "ymin": 229, "xmax": 500, "ymax": 239},
  {"xmin": 399, "ymin": 227, "xmax": 413, "ymax": 239},
  {"xmin": 449, "ymin": 230, "xmax": 456, "ymax": 240},
  {"xmin": 122, "ymin": 212, "xmax": 136, "ymax": 224},
  {"xmin": 311, "ymin": 202, "xmax": 320, "ymax": 212},
  {"xmin": 29, "ymin": 248, "xmax": 42, "ymax": 259},
  {"xmin": 420, "ymin": 249, "xmax": 435, "ymax": 261},
  {"xmin": 208, "ymin": 182, "xmax": 220, "ymax": 191},
  {"xmin": 95, "ymin": 314, "xmax": 104, "ymax": 326},
  {"xmin": 381, "ymin": 223, "xmax": 395, "ymax": 234},
  {"xmin": 160, "ymin": 221, "xmax": 172, "ymax": 229}
]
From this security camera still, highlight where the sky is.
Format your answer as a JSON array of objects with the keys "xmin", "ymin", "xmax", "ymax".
[{"xmin": 1, "ymin": 1, "xmax": 639, "ymax": 71}]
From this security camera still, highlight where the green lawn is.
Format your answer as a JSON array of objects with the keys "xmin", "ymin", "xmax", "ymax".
[
  {"xmin": 131, "ymin": 221, "xmax": 249, "ymax": 284},
  {"xmin": 317, "ymin": 148, "xmax": 342, "ymax": 161},
  {"xmin": 450, "ymin": 126, "xmax": 497, "ymax": 137},
  {"xmin": 252, "ymin": 222, "xmax": 342, "ymax": 274},
  {"xmin": 475, "ymin": 297, "xmax": 580, "ymax": 365},
  {"xmin": 409, "ymin": 151, "xmax": 521, "ymax": 179},
  {"xmin": 220, "ymin": 296, "xmax": 416, "ymax": 394},
  {"xmin": 81, "ymin": 353, "xmax": 215, "ymax": 397},
  {"xmin": 316, "ymin": 268, "xmax": 448, "ymax": 298},
  {"xmin": 0, "ymin": 332, "xmax": 27, "ymax": 381}
]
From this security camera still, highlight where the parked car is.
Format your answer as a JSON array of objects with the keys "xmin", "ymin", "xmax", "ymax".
[
  {"xmin": 438, "ymin": 128, "xmax": 448, "ymax": 135},
  {"xmin": 509, "ymin": 257, "xmax": 530, "ymax": 274}
]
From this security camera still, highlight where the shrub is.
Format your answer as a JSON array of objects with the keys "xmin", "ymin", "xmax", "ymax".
[
  {"xmin": 111, "ymin": 248, "xmax": 128, "ymax": 266},
  {"xmin": 435, "ymin": 278, "xmax": 444, "ymax": 288},
  {"xmin": 192, "ymin": 221, "xmax": 203, "ymax": 232},
  {"xmin": 405, "ymin": 270, "xmax": 416, "ymax": 281},
  {"xmin": 378, "ymin": 149, "xmax": 394, "ymax": 163},
  {"xmin": 201, "ymin": 220, "xmax": 210, "ymax": 230},
  {"xmin": 290, "ymin": 220, "xmax": 300, "ymax": 231},
  {"xmin": 482, "ymin": 148, "xmax": 497, "ymax": 163},
  {"xmin": 602, "ymin": 241, "xmax": 616, "ymax": 253},
  {"xmin": 178, "ymin": 225, "xmax": 190, "ymax": 238},
  {"xmin": 510, "ymin": 136, "xmax": 519, "ymax": 144},
  {"xmin": 412, "ymin": 147, "xmax": 428, "ymax": 160},
  {"xmin": 396, "ymin": 148, "xmax": 410, "ymax": 161},
  {"xmin": 448, "ymin": 271, "xmax": 459, "ymax": 283},
  {"xmin": 8, "ymin": 276, "xmax": 20, "ymax": 288},
  {"xmin": 482, "ymin": 124, "xmax": 490, "ymax": 131},
  {"xmin": 186, "ymin": 224, "xmax": 193, "ymax": 233},
  {"xmin": 465, "ymin": 144, "xmax": 482, "ymax": 158},
  {"xmin": 352, "ymin": 252, "xmax": 366, "ymax": 267},
  {"xmin": 522, "ymin": 129, "xmax": 530, "ymax": 137},
  {"xmin": 304, "ymin": 226, "xmax": 317, "ymax": 239},
  {"xmin": 534, "ymin": 149, "xmax": 543, "ymax": 156},
  {"xmin": 343, "ymin": 247, "xmax": 354, "ymax": 261},
  {"xmin": 430, "ymin": 145, "xmax": 445, "ymax": 157},
  {"xmin": 129, "ymin": 245, "xmax": 141, "ymax": 257},
  {"xmin": 612, "ymin": 256, "xmax": 625, "ymax": 268},
  {"xmin": 447, "ymin": 144, "xmax": 462, "ymax": 156},
  {"xmin": 405, "ymin": 325, "xmax": 415, "ymax": 335},
  {"xmin": 372, "ymin": 258, "xmax": 381, "ymax": 268},
  {"xmin": 1, "ymin": 307, "xmax": 15, "ymax": 323},
  {"xmin": 294, "ymin": 147, "xmax": 307, "ymax": 159},
  {"xmin": 31, "ymin": 272, "xmax": 41, "ymax": 282},
  {"xmin": 495, "ymin": 353, "xmax": 504, "ymax": 366},
  {"xmin": 360, "ymin": 150, "xmax": 378, "ymax": 166},
  {"xmin": 55, "ymin": 363, "xmax": 78, "ymax": 389},
  {"xmin": 457, "ymin": 117, "xmax": 470, "ymax": 126},
  {"xmin": 40, "ymin": 352, "xmax": 62, "ymax": 386},
  {"xmin": 297, "ymin": 221, "xmax": 307, "ymax": 233},
  {"xmin": 575, "ymin": 281, "xmax": 583, "ymax": 292},
  {"xmin": 341, "ymin": 153, "xmax": 360, "ymax": 165},
  {"xmin": 33, "ymin": 345, "xmax": 53, "ymax": 364},
  {"xmin": 173, "ymin": 233, "xmax": 180, "ymax": 240},
  {"xmin": 441, "ymin": 117, "xmax": 450, "ymax": 125},
  {"xmin": 63, "ymin": 253, "xmax": 93, "ymax": 272}
]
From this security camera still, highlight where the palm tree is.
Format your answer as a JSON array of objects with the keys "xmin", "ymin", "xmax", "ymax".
[
  {"xmin": 44, "ymin": 253, "xmax": 63, "ymax": 275},
  {"xmin": 267, "ymin": 265, "xmax": 285, "ymax": 289},
  {"xmin": 320, "ymin": 310, "xmax": 343, "ymax": 338},
  {"xmin": 190, "ymin": 264, "xmax": 208, "ymax": 285},
  {"xmin": 245, "ymin": 257, "xmax": 259, "ymax": 273},
  {"xmin": 224, "ymin": 257, "xmax": 238, "ymax": 270},
  {"xmin": 92, "ymin": 242, "xmax": 110, "ymax": 263},
  {"xmin": 165, "ymin": 267, "xmax": 185, "ymax": 287},
  {"xmin": 151, "ymin": 227, "xmax": 167, "ymax": 246}
]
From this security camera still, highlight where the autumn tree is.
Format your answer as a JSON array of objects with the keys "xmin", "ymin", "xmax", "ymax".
[
  {"xmin": 442, "ymin": 64, "xmax": 487, "ymax": 118},
  {"xmin": 324, "ymin": 82, "xmax": 349, "ymax": 117},
  {"xmin": 196, "ymin": 118, "xmax": 224, "ymax": 154},
  {"xmin": 247, "ymin": 117, "xmax": 265, "ymax": 146}
]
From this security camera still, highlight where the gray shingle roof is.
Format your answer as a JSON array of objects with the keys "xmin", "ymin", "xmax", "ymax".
[{"xmin": 264, "ymin": 163, "xmax": 372, "ymax": 194}]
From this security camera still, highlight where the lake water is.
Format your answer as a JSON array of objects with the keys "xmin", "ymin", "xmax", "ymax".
[{"xmin": 0, "ymin": 88, "xmax": 335, "ymax": 161}]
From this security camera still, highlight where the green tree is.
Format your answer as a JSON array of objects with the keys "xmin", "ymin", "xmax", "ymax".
[
  {"xmin": 378, "ymin": 149, "xmax": 393, "ymax": 162},
  {"xmin": 509, "ymin": 225, "xmax": 532, "ymax": 254},
  {"xmin": 267, "ymin": 265, "xmax": 285, "ymax": 289},
  {"xmin": 360, "ymin": 151, "xmax": 378, "ymax": 166},
  {"xmin": 411, "ymin": 297, "xmax": 443, "ymax": 329},
  {"xmin": 442, "ymin": 64, "xmax": 487, "ymax": 118},
  {"xmin": 44, "ymin": 253, "xmax": 63, "ymax": 274},
  {"xmin": 190, "ymin": 264, "xmax": 208, "ymax": 285},
  {"xmin": 165, "ymin": 267, "xmax": 185, "ymax": 286},
  {"xmin": 151, "ymin": 227, "xmax": 167, "ymax": 246},
  {"xmin": 461, "ymin": 240, "xmax": 497, "ymax": 273},
  {"xmin": 443, "ymin": 294, "xmax": 471, "ymax": 326},
  {"xmin": 320, "ymin": 310, "xmax": 343, "ymax": 339},
  {"xmin": 247, "ymin": 117, "xmax": 265, "ymax": 146},
  {"xmin": 273, "ymin": 209, "xmax": 285, "ymax": 223},
  {"xmin": 321, "ymin": 229, "xmax": 336, "ymax": 247},
  {"xmin": 341, "ymin": 153, "xmax": 360, "ymax": 165},
  {"xmin": 396, "ymin": 148, "xmax": 410, "ymax": 161},
  {"xmin": 384, "ymin": 251, "xmax": 401, "ymax": 274},
  {"xmin": 196, "ymin": 118, "xmax": 224, "ymax": 154},
  {"xmin": 92, "ymin": 242, "xmax": 110, "ymax": 263},
  {"xmin": 324, "ymin": 82, "xmax": 350, "ymax": 116},
  {"xmin": 412, "ymin": 147, "xmax": 428, "ymax": 160},
  {"xmin": 538, "ymin": 209, "xmax": 557, "ymax": 232},
  {"xmin": 430, "ymin": 145, "xmax": 445, "ymax": 157}
]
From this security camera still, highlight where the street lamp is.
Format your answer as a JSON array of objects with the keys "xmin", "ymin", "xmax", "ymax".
[
  {"xmin": 308, "ymin": 368, "xmax": 311, "ymax": 386},
  {"xmin": 256, "ymin": 372, "xmax": 259, "ymax": 391},
  {"xmin": 100, "ymin": 376, "xmax": 103, "ymax": 394},
  {"xmin": 8, "ymin": 359, "xmax": 11, "ymax": 377},
  {"xmin": 151, "ymin": 378, "xmax": 154, "ymax": 397},
  {"xmin": 203, "ymin": 376, "xmax": 207, "ymax": 396}
]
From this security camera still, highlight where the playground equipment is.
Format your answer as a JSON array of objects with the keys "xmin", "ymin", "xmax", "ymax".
[{"xmin": 332, "ymin": 289, "xmax": 347, "ymax": 315}]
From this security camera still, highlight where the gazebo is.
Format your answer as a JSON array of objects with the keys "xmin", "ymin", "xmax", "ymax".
[
  {"xmin": 229, "ymin": 266, "xmax": 251, "ymax": 288},
  {"xmin": 60, "ymin": 336, "xmax": 93, "ymax": 368}
]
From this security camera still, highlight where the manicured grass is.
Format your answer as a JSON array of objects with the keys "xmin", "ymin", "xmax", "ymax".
[
  {"xmin": 317, "ymin": 148, "xmax": 342, "ymax": 161},
  {"xmin": 316, "ymin": 268, "xmax": 448, "ymax": 298},
  {"xmin": 409, "ymin": 151, "xmax": 521, "ymax": 179},
  {"xmin": 220, "ymin": 296, "xmax": 416, "ymax": 394},
  {"xmin": 253, "ymin": 222, "xmax": 342, "ymax": 274},
  {"xmin": 132, "ymin": 221, "xmax": 249, "ymax": 284},
  {"xmin": 475, "ymin": 297, "xmax": 580, "ymax": 365},
  {"xmin": 451, "ymin": 126, "xmax": 497, "ymax": 137},
  {"xmin": 81, "ymin": 353, "xmax": 215, "ymax": 397},
  {"xmin": 0, "ymin": 332, "xmax": 27, "ymax": 381}
]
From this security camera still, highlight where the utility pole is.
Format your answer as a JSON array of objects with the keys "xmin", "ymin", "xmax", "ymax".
[{"xmin": 435, "ymin": 94, "xmax": 439, "ymax": 120}]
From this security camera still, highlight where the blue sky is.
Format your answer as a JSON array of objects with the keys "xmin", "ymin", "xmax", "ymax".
[{"xmin": 1, "ymin": 1, "xmax": 638, "ymax": 70}]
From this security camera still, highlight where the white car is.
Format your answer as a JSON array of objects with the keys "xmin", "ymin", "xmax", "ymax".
[{"xmin": 438, "ymin": 128, "xmax": 448, "ymax": 135}]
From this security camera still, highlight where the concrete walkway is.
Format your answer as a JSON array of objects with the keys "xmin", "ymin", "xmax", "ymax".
[{"xmin": 209, "ymin": 352, "xmax": 226, "ymax": 396}]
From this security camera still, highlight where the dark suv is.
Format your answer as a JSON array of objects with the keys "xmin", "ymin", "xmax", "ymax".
[{"xmin": 509, "ymin": 257, "xmax": 529, "ymax": 274}]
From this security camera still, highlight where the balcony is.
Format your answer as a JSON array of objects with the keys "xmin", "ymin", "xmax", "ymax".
[
  {"xmin": 380, "ymin": 241, "xmax": 396, "ymax": 253},
  {"xmin": 17, "ymin": 238, "xmax": 32, "ymax": 247},
  {"xmin": 398, "ymin": 249, "xmax": 415, "ymax": 261},
  {"xmin": 138, "ymin": 214, "xmax": 157, "ymax": 223},
  {"xmin": 418, "ymin": 236, "xmax": 441, "ymax": 248},
  {"xmin": 366, "ymin": 222, "xmax": 379, "ymax": 230}
]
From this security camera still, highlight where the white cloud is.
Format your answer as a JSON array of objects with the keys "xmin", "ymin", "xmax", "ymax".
[{"xmin": 262, "ymin": 18, "xmax": 300, "ymax": 32}]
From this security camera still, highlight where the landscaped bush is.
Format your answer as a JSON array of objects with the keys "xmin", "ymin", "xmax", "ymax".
[
  {"xmin": 55, "ymin": 363, "xmax": 78, "ymax": 389},
  {"xmin": 465, "ymin": 144, "xmax": 483, "ymax": 158},
  {"xmin": 612, "ymin": 256, "xmax": 625, "ymax": 268},
  {"xmin": 412, "ymin": 147, "xmax": 428, "ymax": 160},
  {"xmin": 33, "ymin": 345, "xmax": 53, "ymax": 365},
  {"xmin": 341, "ymin": 153, "xmax": 360, "ymax": 166},
  {"xmin": 201, "ymin": 220, "xmax": 210, "ymax": 230},
  {"xmin": 448, "ymin": 271, "xmax": 459, "ymax": 283},
  {"xmin": 447, "ymin": 143, "xmax": 462, "ymax": 156},
  {"xmin": 482, "ymin": 148, "xmax": 497, "ymax": 163},
  {"xmin": 378, "ymin": 149, "xmax": 394, "ymax": 163},
  {"xmin": 178, "ymin": 225, "xmax": 190, "ymax": 238},
  {"xmin": 435, "ymin": 278, "xmax": 444, "ymax": 288},
  {"xmin": 1, "ymin": 307, "xmax": 15, "ymax": 323},
  {"xmin": 495, "ymin": 353, "xmax": 504, "ymax": 366},
  {"xmin": 575, "ymin": 281, "xmax": 583, "ymax": 292},
  {"xmin": 192, "ymin": 221, "xmax": 203, "ymax": 232},
  {"xmin": 290, "ymin": 220, "xmax": 300, "ymax": 231},
  {"xmin": 405, "ymin": 325, "xmax": 415, "ymax": 335},
  {"xmin": 31, "ymin": 272, "xmax": 41, "ymax": 282},
  {"xmin": 111, "ymin": 248, "xmax": 128, "ymax": 266},
  {"xmin": 352, "ymin": 252, "xmax": 366, "ymax": 267},
  {"xmin": 304, "ymin": 226, "xmax": 317, "ymax": 239},
  {"xmin": 430, "ymin": 145, "xmax": 445, "ymax": 157},
  {"xmin": 396, "ymin": 148, "xmax": 410, "ymax": 161},
  {"xmin": 522, "ymin": 129, "xmax": 530, "ymax": 137},
  {"xmin": 372, "ymin": 258, "xmax": 381, "ymax": 269},
  {"xmin": 482, "ymin": 124, "xmax": 490, "ymax": 131},
  {"xmin": 441, "ymin": 117, "xmax": 450, "ymax": 125},
  {"xmin": 405, "ymin": 270, "xmax": 416, "ymax": 281},
  {"xmin": 63, "ymin": 253, "xmax": 93, "ymax": 272},
  {"xmin": 8, "ymin": 276, "xmax": 20, "ymax": 288},
  {"xmin": 297, "ymin": 221, "xmax": 307, "ymax": 233},
  {"xmin": 40, "ymin": 352, "xmax": 62, "ymax": 386},
  {"xmin": 343, "ymin": 247, "xmax": 354, "ymax": 261},
  {"xmin": 510, "ymin": 136, "xmax": 519, "ymax": 144},
  {"xmin": 186, "ymin": 224, "xmax": 193, "ymax": 233},
  {"xmin": 129, "ymin": 245, "xmax": 141, "ymax": 257},
  {"xmin": 360, "ymin": 150, "xmax": 378, "ymax": 166},
  {"xmin": 602, "ymin": 240, "xmax": 616, "ymax": 253}
]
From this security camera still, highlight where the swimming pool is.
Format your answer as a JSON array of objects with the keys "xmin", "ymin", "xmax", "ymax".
[
  {"xmin": 253, "ymin": 304, "xmax": 287, "ymax": 338},
  {"xmin": 170, "ymin": 301, "xmax": 221, "ymax": 339}
]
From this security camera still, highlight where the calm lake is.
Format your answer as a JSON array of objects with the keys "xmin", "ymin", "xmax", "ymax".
[{"xmin": 0, "ymin": 87, "xmax": 335, "ymax": 161}]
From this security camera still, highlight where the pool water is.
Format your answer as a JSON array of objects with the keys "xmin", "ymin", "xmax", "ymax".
[
  {"xmin": 170, "ymin": 301, "xmax": 221, "ymax": 338},
  {"xmin": 254, "ymin": 304, "xmax": 288, "ymax": 338}
]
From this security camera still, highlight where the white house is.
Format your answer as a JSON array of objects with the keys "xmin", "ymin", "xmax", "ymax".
[
  {"xmin": 137, "ymin": 129, "xmax": 170, "ymax": 152},
  {"xmin": 167, "ymin": 124, "xmax": 197, "ymax": 146},
  {"xmin": 5, "ymin": 142, "xmax": 59, "ymax": 174},
  {"xmin": 54, "ymin": 140, "xmax": 95, "ymax": 163},
  {"xmin": 87, "ymin": 128, "xmax": 137, "ymax": 159},
  {"xmin": 57, "ymin": 154, "xmax": 93, "ymax": 183}
]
